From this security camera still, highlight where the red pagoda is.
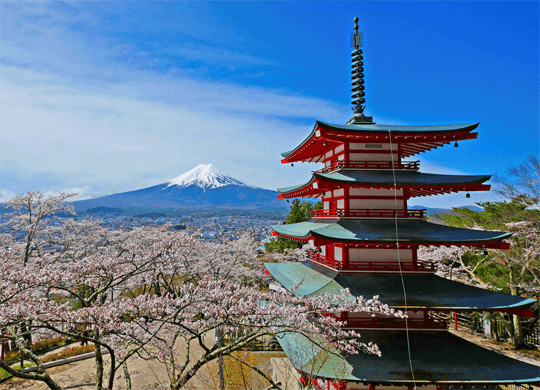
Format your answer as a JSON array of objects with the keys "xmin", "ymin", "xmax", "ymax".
[{"xmin": 265, "ymin": 17, "xmax": 539, "ymax": 389}]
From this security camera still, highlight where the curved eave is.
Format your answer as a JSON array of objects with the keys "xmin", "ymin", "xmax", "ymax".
[
  {"xmin": 277, "ymin": 171, "xmax": 492, "ymax": 199},
  {"xmin": 316, "ymin": 171, "xmax": 491, "ymax": 186},
  {"xmin": 271, "ymin": 220, "xmax": 512, "ymax": 249},
  {"xmin": 277, "ymin": 176, "xmax": 317, "ymax": 197},
  {"xmin": 276, "ymin": 330, "xmax": 540, "ymax": 384},
  {"xmin": 264, "ymin": 261, "xmax": 348, "ymax": 298},
  {"xmin": 264, "ymin": 261, "xmax": 535, "ymax": 312},
  {"xmin": 281, "ymin": 121, "xmax": 480, "ymax": 163}
]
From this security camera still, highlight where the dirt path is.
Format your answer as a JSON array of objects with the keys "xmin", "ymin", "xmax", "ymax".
[
  {"xmin": 449, "ymin": 328, "xmax": 540, "ymax": 366},
  {"xmin": 0, "ymin": 333, "xmax": 219, "ymax": 390}
]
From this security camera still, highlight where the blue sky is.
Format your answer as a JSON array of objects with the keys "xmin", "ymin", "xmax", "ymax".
[{"xmin": 1, "ymin": 1, "xmax": 538, "ymax": 208}]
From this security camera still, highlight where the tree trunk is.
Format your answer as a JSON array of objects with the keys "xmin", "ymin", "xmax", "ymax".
[
  {"xmin": 493, "ymin": 318, "xmax": 500, "ymax": 342},
  {"xmin": 513, "ymin": 314, "xmax": 525, "ymax": 348},
  {"xmin": 19, "ymin": 323, "xmax": 32, "ymax": 370},
  {"xmin": 217, "ymin": 328, "xmax": 225, "ymax": 390},
  {"xmin": 95, "ymin": 335, "xmax": 104, "ymax": 390},
  {"xmin": 510, "ymin": 286, "xmax": 525, "ymax": 348},
  {"xmin": 123, "ymin": 361, "xmax": 132, "ymax": 390}
]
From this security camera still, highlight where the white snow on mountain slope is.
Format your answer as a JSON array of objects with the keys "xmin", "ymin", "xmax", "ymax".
[{"xmin": 167, "ymin": 164, "xmax": 261, "ymax": 190}]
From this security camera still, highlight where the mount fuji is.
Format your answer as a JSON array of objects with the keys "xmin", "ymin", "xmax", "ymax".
[
  {"xmin": 166, "ymin": 164, "xmax": 260, "ymax": 190},
  {"xmin": 72, "ymin": 164, "xmax": 286, "ymax": 212}
]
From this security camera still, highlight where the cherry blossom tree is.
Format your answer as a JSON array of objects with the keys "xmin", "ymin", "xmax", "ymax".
[
  {"xmin": 493, "ymin": 221, "xmax": 540, "ymax": 345},
  {"xmin": 434, "ymin": 201, "xmax": 540, "ymax": 347},
  {"xmin": 0, "ymin": 192, "xmax": 398, "ymax": 390},
  {"xmin": 3, "ymin": 191, "xmax": 77, "ymax": 265},
  {"xmin": 0, "ymin": 237, "xmax": 395, "ymax": 390},
  {"xmin": 418, "ymin": 245, "xmax": 497, "ymax": 289},
  {"xmin": 53, "ymin": 281, "xmax": 395, "ymax": 390}
]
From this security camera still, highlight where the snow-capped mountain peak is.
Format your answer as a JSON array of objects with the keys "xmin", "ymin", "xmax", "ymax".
[{"xmin": 167, "ymin": 164, "xmax": 259, "ymax": 190}]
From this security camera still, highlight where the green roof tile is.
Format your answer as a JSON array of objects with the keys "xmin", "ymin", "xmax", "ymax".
[
  {"xmin": 265, "ymin": 261, "xmax": 535, "ymax": 310},
  {"xmin": 271, "ymin": 220, "xmax": 511, "ymax": 244},
  {"xmin": 276, "ymin": 330, "xmax": 540, "ymax": 383},
  {"xmin": 317, "ymin": 121, "xmax": 480, "ymax": 133},
  {"xmin": 277, "ymin": 171, "xmax": 491, "ymax": 194}
]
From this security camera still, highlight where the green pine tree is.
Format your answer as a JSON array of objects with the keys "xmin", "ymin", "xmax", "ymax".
[{"xmin": 265, "ymin": 199, "xmax": 322, "ymax": 253}]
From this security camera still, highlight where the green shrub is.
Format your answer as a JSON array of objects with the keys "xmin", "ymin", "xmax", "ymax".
[
  {"xmin": 3, "ymin": 350, "xmax": 20, "ymax": 365},
  {"xmin": 32, "ymin": 337, "xmax": 65, "ymax": 353},
  {"xmin": 42, "ymin": 344, "xmax": 95, "ymax": 363},
  {"xmin": 0, "ymin": 363, "xmax": 35, "ymax": 379},
  {"xmin": 2, "ymin": 337, "xmax": 66, "ymax": 365}
]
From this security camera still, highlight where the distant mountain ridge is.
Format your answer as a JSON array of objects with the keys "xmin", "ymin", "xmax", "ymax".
[
  {"xmin": 409, "ymin": 204, "xmax": 483, "ymax": 215},
  {"xmin": 72, "ymin": 164, "xmax": 287, "ymax": 212}
]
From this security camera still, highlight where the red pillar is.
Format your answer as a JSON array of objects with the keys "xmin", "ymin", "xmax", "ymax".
[
  {"xmin": 336, "ymin": 381, "xmax": 347, "ymax": 390},
  {"xmin": 342, "ymin": 244, "xmax": 350, "ymax": 270},
  {"xmin": 454, "ymin": 312, "xmax": 458, "ymax": 330},
  {"xmin": 343, "ymin": 140, "xmax": 349, "ymax": 168},
  {"xmin": 344, "ymin": 187, "xmax": 350, "ymax": 217}
]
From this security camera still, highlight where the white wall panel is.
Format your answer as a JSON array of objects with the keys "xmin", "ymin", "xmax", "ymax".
[
  {"xmin": 333, "ymin": 189, "xmax": 345, "ymax": 197},
  {"xmin": 334, "ymin": 247, "xmax": 342, "ymax": 261},
  {"xmin": 349, "ymin": 143, "xmax": 397, "ymax": 150},
  {"xmin": 349, "ymin": 188, "xmax": 404, "ymax": 196},
  {"xmin": 350, "ymin": 199, "xmax": 404, "ymax": 209},
  {"xmin": 349, "ymin": 248, "xmax": 413, "ymax": 263},
  {"xmin": 349, "ymin": 153, "xmax": 398, "ymax": 162}
]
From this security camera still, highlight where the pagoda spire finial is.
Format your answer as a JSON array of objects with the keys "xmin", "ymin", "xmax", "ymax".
[{"xmin": 347, "ymin": 17, "xmax": 374, "ymax": 125}]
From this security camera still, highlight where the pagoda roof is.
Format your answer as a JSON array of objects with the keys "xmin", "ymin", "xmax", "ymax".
[
  {"xmin": 264, "ymin": 261, "xmax": 535, "ymax": 312},
  {"xmin": 271, "ymin": 219, "xmax": 511, "ymax": 249},
  {"xmin": 317, "ymin": 121, "xmax": 480, "ymax": 133},
  {"xmin": 281, "ymin": 121, "xmax": 479, "ymax": 162},
  {"xmin": 277, "ymin": 170, "xmax": 491, "ymax": 198},
  {"xmin": 276, "ymin": 330, "xmax": 540, "ymax": 384}
]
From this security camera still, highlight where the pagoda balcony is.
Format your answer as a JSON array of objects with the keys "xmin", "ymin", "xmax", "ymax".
[
  {"xmin": 311, "ymin": 208, "xmax": 426, "ymax": 220},
  {"xmin": 308, "ymin": 252, "xmax": 435, "ymax": 273},
  {"xmin": 343, "ymin": 317, "xmax": 447, "ymax": 330},
  {"xmin": 315, "ymin": 160, "xmax": 420, "ymax": 173},
  {"xmin": 308, "ymin": 252, "xmax": 342, "ymax": 269}
]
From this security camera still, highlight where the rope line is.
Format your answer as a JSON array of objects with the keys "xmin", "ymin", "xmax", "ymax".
[{"xmin": 365, "ymin": 64, "xmax": 417, "ymax": 389}]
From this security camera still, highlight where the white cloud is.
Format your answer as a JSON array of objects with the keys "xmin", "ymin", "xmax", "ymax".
[
  {"xmin": 41, "ymin": 187, "xmax": 96, "ymax": 201},
  {"xmin": 1, "ymin": 3, "xmax": 348, "ymax": 200},
  {"xmin": 0, "ymin": 63, "xmax": 346, "ymax": 198},
  {"xmin": 0, "ymin": 189, "xmax": 17, "ymax": 203}
]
